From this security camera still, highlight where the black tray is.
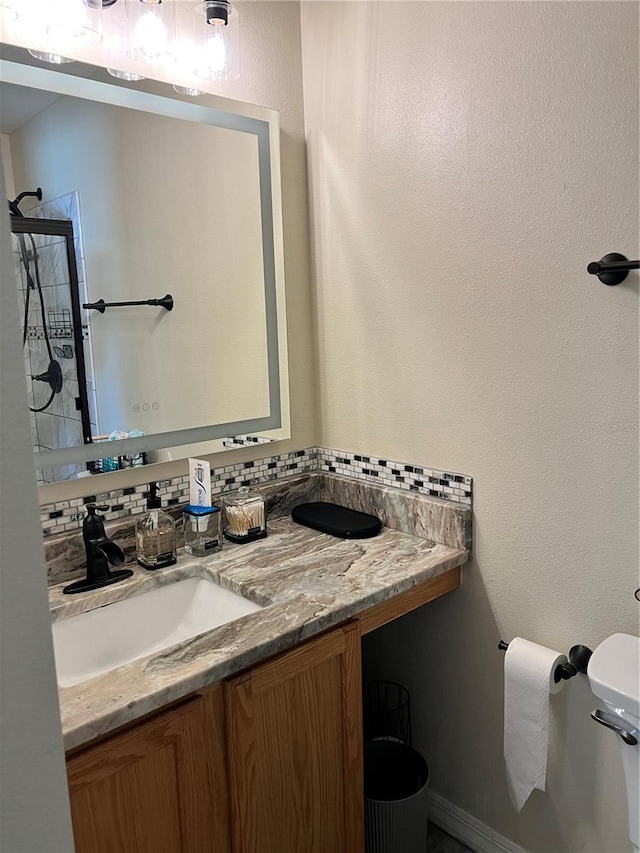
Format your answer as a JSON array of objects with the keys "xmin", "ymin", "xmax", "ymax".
[{"xmin": 292, "ymin": 502, "xmax": 381, "ymax": 539}]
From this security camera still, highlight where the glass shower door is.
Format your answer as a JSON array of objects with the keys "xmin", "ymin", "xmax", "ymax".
[{"xmin": 11, "ymin": 217, "xmax": 93, "ymax": 484}]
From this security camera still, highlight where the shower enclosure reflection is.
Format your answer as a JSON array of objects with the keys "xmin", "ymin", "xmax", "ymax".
[{"xmin": 11, "ymin": 204, "xmax": 99, "ymax": 484}]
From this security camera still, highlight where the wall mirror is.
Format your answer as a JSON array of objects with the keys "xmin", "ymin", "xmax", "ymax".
[{"xmin": 0, "ymin": 48, "xmax": 289, "ymax": 485}]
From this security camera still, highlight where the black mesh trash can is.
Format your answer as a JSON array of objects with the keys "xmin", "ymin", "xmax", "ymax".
[{"xmin": 364, "ymin": 740, "xmax": 430, "ymax": 853}]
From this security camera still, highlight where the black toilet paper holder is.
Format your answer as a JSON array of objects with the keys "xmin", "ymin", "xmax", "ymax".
[{"xmin": 498, "ymin": 641, "xmax": 593, "ymax": 683}]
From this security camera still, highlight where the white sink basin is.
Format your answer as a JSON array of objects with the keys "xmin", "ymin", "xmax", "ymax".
[{"xmin": 52, "ymin": 576, "xmax": 262, "ymax": 687}]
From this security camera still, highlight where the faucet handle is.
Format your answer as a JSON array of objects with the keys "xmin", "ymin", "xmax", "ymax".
[
  {"xmin": 85, "ymin": 503, "xmax": 109, "ymax": 514},
  {"xmin": 83, "ymin": 503, "xmax": 109, "ymax": 542}
]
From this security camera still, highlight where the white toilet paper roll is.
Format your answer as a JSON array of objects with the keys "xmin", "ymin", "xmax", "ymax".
[{"xmin": 503, "ymin": 637, "xmax": 568, "ymax": 812}]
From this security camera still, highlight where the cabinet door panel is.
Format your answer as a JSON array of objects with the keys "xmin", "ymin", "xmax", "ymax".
[
  {"xmin": 226, "ymin": 624, "xmax": 364, "ymax": 853},
  {"xmin": 69, "ymin": 743, "xmax": 182, "ymax": 853},
  {"xmin": 67, "ymin": 697, "xmax": 222, "ymax": 853}
]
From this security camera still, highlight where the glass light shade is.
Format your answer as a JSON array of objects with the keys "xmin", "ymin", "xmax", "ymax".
[
  {"xmin": 170, "ymin": 36, "xmax": 203, "ymax": 95},
  {"xmin": 173, "ymin": 85, "xmax": 203, "ymax": 97},
  {"xmin": 105, "ymin": 27, "xmax": 147, "ymax": 80},
  {"xmin": 126, "ymin": 0, "xmax": 175, "ymax": 65},
  {"xmin": 20, "ymin": 0, "xmax": 101, "ymax": 64},
  {"xmin": 27, "ymin": 49, "xmax": 74, "ymax": 64},
  {"xmin": 46, "ymin": 0, "xmax": 102, "ymax": 47},
  {"xmin": 194, "ymin": 1, "xmax": 239, "ymax": 82},
  {"xmin": 0, "ymin": 3, "xmax": 18, "ymax": 24},
  {"xmin": 108, "ymin": 67, "xmax": 146, "ymax": 81}
]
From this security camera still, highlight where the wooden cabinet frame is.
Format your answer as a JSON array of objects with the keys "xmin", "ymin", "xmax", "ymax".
[{"xmin": 224, "ymin": 624, "xmax": 364, "ymax": 853}]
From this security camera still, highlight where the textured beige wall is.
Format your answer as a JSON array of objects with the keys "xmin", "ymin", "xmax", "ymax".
[{"xmin": 301, "ymin": 2, "xmax": 639, "ymax": 850}]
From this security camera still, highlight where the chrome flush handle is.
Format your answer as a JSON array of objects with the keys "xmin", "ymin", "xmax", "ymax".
[{"xmin": 591, "ymin": 709, "xmax": 639, "ymax": 746}]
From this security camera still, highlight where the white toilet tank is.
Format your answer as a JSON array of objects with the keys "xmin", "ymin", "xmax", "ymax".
[{"xmin": 588, "ymin": 633, "xmax": 640, "ymax": 853}]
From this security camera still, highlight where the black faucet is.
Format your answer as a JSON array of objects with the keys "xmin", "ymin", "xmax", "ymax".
[{"xmin": 63, "ymin": 504, "xmax": 133, "ymax": 595}]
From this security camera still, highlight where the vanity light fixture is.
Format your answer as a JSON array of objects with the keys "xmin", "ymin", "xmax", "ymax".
[{"xmin": 5, "ymin": 0, "xmax": 241, "ymax": 88}]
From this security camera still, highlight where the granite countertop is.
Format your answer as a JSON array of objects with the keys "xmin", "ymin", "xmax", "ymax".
[{"xmin": 51, "ymin": 515, "xmax": 469, "ymax": 751}]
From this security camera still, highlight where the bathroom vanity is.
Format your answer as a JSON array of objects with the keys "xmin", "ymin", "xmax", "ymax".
[
  {"xmin": 66, "ymin": 621, "xmax": 363, "ymax": 853},
  {"xmin": 50, "ymin": 482, "xmax": 471, "ymax": 853}
]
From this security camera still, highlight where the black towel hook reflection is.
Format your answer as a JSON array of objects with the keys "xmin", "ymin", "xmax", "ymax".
[
  {"xmin": 587, "ymin": 253, "xmax": 639, "ymax": 286},
  {"xmin": 83, "ymin": 294, "xmax": 174, "ymax": 313}
]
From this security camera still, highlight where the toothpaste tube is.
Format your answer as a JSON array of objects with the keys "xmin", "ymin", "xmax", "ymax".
[{"xmin": 189, "ymin": 457, "xmax": 211, "ymax": 507}]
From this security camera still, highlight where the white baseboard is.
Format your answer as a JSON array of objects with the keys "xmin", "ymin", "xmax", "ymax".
[{"xmin": 429, "ymin": 791, "xmax": 527, "ymax": 853}]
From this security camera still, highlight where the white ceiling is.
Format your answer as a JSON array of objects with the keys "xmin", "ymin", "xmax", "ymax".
[
  {"xmin": 0, "ymin": 42, "xmax": 103, "ymax": 135},
  {"xmin": 0, "ymin": 82, "xmax": 61, "ymax": 134}
]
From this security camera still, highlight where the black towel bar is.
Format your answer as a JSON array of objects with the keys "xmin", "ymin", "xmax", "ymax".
[
  {"xmin": 83, "ymin": 294, "xmax": 174, "ymax": 313},
  {"xmin": 587, "ymin": 253, "xmax": 639, "ymax": 286}
]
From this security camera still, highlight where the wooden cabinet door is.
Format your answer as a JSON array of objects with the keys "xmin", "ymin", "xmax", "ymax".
[
  {"xmin": 225, "ymin": 623, "xmax": 364, "ymax": 853},
  {"xmin": 67, "ymin": 693, "xmax": 230, "ymax": 853}
]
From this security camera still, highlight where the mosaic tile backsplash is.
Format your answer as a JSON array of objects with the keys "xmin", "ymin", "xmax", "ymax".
[
  {"xmin": 222, "ymin": 434, "xmax": 275, "ymax": 448},
  {"xmin": 317, "ymin": 447, "xmax": 472, "ymax": 504},
  {"xmin": 40, "ymin": 446, "xmax": 472, "ymax": 538}
]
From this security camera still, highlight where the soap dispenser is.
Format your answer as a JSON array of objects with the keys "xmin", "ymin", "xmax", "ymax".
[{"xmin": 136, "ymin": 482, "xmax": 177, "ymax": 570}]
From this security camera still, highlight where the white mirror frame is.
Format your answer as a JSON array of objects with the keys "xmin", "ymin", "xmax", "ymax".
[{"xmin": 0, "ymin": 58, "xmax": 289, "ymax": 471}]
